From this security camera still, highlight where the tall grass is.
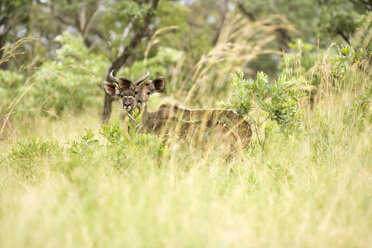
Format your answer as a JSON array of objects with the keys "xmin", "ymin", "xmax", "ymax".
[
  {"xmin": 1, "ymin": 66, "xmax": 371, "ymax": 247},
  {"xmin": 0, "ymin": 86, "xmax": 371, "ymax": 247},
  {"xmin": 165, "ymin": 14, "xmax": 293, "ymax": 108},
  {"xmin": 0, "ymin": 16, "xmax": 371, "ymax": 248}
]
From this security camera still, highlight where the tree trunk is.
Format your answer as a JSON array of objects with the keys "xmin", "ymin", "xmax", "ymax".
[
  {"xmin": 102, "ymin": 0, "xmax": 159, "ymax": 124},
  {"xmin": 0, "ymin": 34, "xmax": 10, "ymax": 70}
]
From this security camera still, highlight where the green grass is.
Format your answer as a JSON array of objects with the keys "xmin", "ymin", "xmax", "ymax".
[{"xmin": 0, "ymin": 90, "xmax": 371, "ymax": 248}]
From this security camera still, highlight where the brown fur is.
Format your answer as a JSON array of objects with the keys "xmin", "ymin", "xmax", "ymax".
[
  {"xmin": 103, "ymin": 74, "xmax": 252, "ymax": 150},
  {"xmin": 132, "ymin": 79, "xmax": 251, "ymax": 149},
  {"xmin": 103, "ymin": 80, "xmax": 138, "ymax": 115},
  {"xmin": 144, "ymin": 103, "xmax": 252, "ymax": 149}
]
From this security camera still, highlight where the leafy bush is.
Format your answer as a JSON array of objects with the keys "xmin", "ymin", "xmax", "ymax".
[
  {"xmin": 281, "ymin": 40, "xmax": 371, "ymax": 89},
  {"xmin": 8, "ymin": 138, "xmax": 60, "ymax": 162},
  {"xmin": 68, "ymin": 120, "xmax": 165, "ymax": 170},
  {"xmin": 280, "ymin": 39, "xmax": 319, "ymax": 79},
  {"xmin": 280, "ymin": 39, "xmax": 371, "ymax": 90},
  {"xmin": 100, "ymin": 121, "xmax": 125, "ymax": 144},
  {"xmin": 120, "ymin": 46, "xmax": 183, "ymax": 81},
  {"xmin": 0, "ymin": 69, "xmax": 25, "ymax": 110},
  {"xmin": 69, "ymin": 129, "xmax": 99, "ymax": 154},
  {"xmin": 221, "ymin": 71, "xmax": 307, "ymax": 150},
  {"xmin": 343, "ymin": 84, "xmax": 372, "ymax": 131},
  {"xmin": 0, "ymin": 69, "xmax": 24, "ymax": 89},
  {"xmin": 329, "ymin": 45, "xmax": 371, "ymax": 81},
  {"xmin": 222, "ymin": 71, "xmax": 306, "ymax": 130},
  {"xmin": 25, "ymin": 32, "xmax": 108, "ymax": 116},
  {"xmin": 100, "ymin": 120, "xmax": 165, "ymax": 170}
]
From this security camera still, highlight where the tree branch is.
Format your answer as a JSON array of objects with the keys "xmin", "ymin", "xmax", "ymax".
[
  {"xmin": 106, "ymin": 0, "xmax": 160, "ymax": 80},
  {"xmin": 237, "ymin": 1, "xmax": 291, "ymax": 51},
  {"xmin": 336, "ymin": 27, "xmax": 351, "ymax": 44},
  {"xmin": 102, "ymin": 0, "xmax": 160, "ymax": 123},
  {"xmin": 348, "ymin": 0, "xmax": 372, "ymax": 11},
  {"xmin": 237, "ymin": 1, "xmax": 255, "ymax": 21},
  {"xmin": 212, "ymin": 0, "xmax": 229, "ymax": 46}
]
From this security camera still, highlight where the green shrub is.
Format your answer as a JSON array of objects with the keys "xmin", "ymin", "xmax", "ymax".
[
  {"xmin": 25, "ymin": 32, "xmax": 108, "ymax": 116},
  {"xmin": 108, "ymin": 132, "xmax": 165, "ymax": 170},
  {"xmin": 221, "ymin": 71, "xmax": 306, "ymax": 131},
  {"xmin": 8, "ymin": 137, "xmax": 60, "ymax": 162},
  {"xmin": 343, "ymin": 84, "xmax": 372, "ymax": 131},
  {"xmin": 69, "ymin": 129, "xmax": 99, "ymax": 155},
  {"xmin": 101, "ymin": 119, "xmax": 165, "ymax": 170},
  {"xmin": 329, "ymin": 45, "xmax": 371, "ymax": 85},
  {"xmin": 100, "ymin": 120, "xmax": 125, "ymax": 144},
  {"xmin": 120, "ymin": 46, "xmax": 183, "ymax": 82},
  {"xmin": 0, "ymin": 69, "xmax": 25, "ymax": 110},
  {"xmin": 0, "ymin": 69, "xmax": 24, "ymax": 89},
  {"xmin": 67, "ymin": 121, "xmax": 165, "ymax": 170},
  {"xmin": 280, "ymin": 39, "xmax": 319, "ymax": 80}
]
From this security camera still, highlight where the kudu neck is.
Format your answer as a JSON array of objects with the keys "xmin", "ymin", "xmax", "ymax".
[{"xmin": 140, "ymin": 105, "xmax": 149, "ymax": 124}]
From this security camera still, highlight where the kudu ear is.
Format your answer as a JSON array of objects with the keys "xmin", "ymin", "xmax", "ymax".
[
  {"xmin": 118, "ymin": 77, "xmax": 134, "ymax": 90},
  {"xmin": 104, "ymin": 82, "xmax": 119, "ymax": 96},
  {"xmin": 151, "ymin": 77, "xmax": 165, "ymax": 92}
]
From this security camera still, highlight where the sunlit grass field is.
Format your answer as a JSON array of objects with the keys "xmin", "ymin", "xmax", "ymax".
[
  {"xmin": 0, "ymin": 1, "xmax": 371, "ymax": 247},
  {"xmin": 0, "ymin": 87, "xmax": 371, "ymax": 247}
]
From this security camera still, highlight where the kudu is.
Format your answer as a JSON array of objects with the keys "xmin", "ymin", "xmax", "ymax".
[
  {"xmin": 103, "ymin": 71, "xmax": 252, "ymax": 150},
  {"xmin": 103, "ymin": 70, "xmax": 149, "ymax": 116}
]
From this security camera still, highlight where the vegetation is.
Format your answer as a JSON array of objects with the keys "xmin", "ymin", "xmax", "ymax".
[{"xmin": 0, "ymin": 0, "xmax": 371, "ymax": 247}]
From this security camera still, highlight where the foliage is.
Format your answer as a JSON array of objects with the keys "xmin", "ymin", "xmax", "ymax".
[
  {"xmin": 343, "ymin": 84, "xmax": 372, "ymax": 131},
  {"xmin": 0, "ymin": 69, "xmax": 24, "ymax": 87},
  {"xmin": 101, "ymin": 0, "xmax": 153, "ymax": 58},
  {"xmin": 108, "ymin": 131, "xmax": 165, "ymax": 170},
  {"xmin": 238, "ymin": 0, "xmax": 369, "ymax": 46},
  {"xmin": 100, "ymin": 120, "xmax": 125, "ymax": 144},
  {"xmin": 330, "ymin": 45, "xmax": 371, "ymax": 80},
  {"xmin": 1, "ymin": 83, "xmax": 372, "ymax": 246},
  {"xmin": 8, "ymin": 137, "xmax": 60, "ymax": 162},
  {"xmin": 0, "ymin": 69, "xmax": 24, "ymax": 104},
  {"xmin": 280, "ymin": 40, "xmax": 371, "ymax": 89},
  {"xmin": 24, "ymin": 32, "xmax": 108, "ymax": 116},
  {"xmin": 68, "ymin": 120, "xmax": 164, "ymax": 170},
  {"xmin": 0, "ymin": 1, "xmax": 371, "ymax": 246},
  {"xmin": 121, "ymin": 46, "xmax": 183, "ymax": 81},
  {"xmin": 69, "ymin": 129, "xmax": 99, "ymax": 154},
  {"xmin": 280, "ymin": 40, "xmax": 319, "ymax": 80},
  {"xmin": 317, "ymin": 0, "xmax": 368, "ymax": 44},
  {"xmin": 222, "ymin": 71, "xmax": 306, "ymax": 130}
]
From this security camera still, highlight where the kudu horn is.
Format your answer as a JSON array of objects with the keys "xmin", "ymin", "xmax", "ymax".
[
  {"xmin": 134, "ymin": 71, "xmax": 150, "ymax": 86},
  {"xmin": 109, "ymin": 70, "xmax": 119, "ymax": 83}
]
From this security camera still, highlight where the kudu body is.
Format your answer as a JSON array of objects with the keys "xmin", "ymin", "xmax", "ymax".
[
  {"xmin": 153, "ymin": 103, "xmax": 252, "ymax": 148},
  {"xmin": 103, "ymin": 71, "xmax": 252, "ymax": 149}
]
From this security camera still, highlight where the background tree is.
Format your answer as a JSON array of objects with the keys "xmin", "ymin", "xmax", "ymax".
[{"xmin": 0, "ymin": 0, "xmax": 370, "ymax": 120}]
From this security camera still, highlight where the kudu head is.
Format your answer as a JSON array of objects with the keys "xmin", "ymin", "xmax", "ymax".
[
  {"xmin": 133, "ymin": 76, "xmax": 165, "ymax": 113},
  {"xmin": 103, "ymin": 70, "xmax": 165, "ymax": 115},
  {"xmin": 103, "ymin": 70, "xmax": 148, "ymax": 112}
]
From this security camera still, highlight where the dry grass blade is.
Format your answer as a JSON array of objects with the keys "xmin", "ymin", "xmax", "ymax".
[
  {"xmin": 0, "ymin": 37, "xmax": 35, "ymax": 66},
  {"xmin": 169, "ymin": 14, "xmax": 294, "ymax": 107},
  {"xmin": 144, "ymin": 25, "xmax": 180, "ymax": 67},
  {"xmin": 0, "ymin": 37, "xmax": 37, "ymax": 138}
]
